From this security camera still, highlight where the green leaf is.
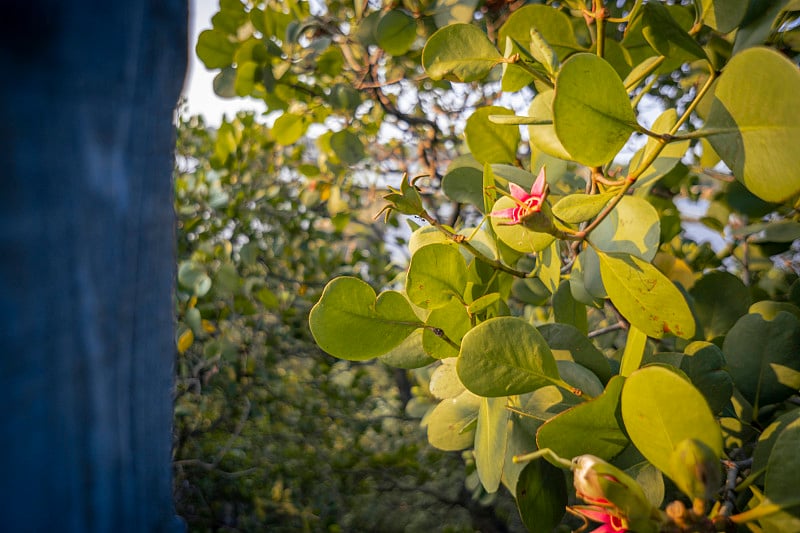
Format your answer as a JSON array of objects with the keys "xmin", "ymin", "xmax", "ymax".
[
  {"xmin": 458, "ymin": 317, "xmax": 560, "ymax": 397},
  {"xmin": 178, "ymin": 261, "xmax": 212, "ymax": 297},
  {"xmin": 764, "ymin": 417, "xmax": 800, "ymax": 524},
  {"xmin": 498, "ymin": 4, "xmax": 583, "ymax": 60},
  {"xmin": 536, "ymin": 376, "xmax": 628, "ymax": 460},
  {"xmin": 553, "ymin": 54, "xmax": 637, "ymax": 167},
  {"xmin": 422, "ymin": 24, "xmax": 501, "ymax": 82},
  {"xmin": 379, "ymin": 330, "xmax": 437, "ymax": 369},
  {"xmin": 196, "ymin": 29, "xmax": 237, "ymax": 69},
  {"xmin": 588, "ymin": 195, "xmax": 660, "ymax": 262},
  {"xmin": 442, "ymin": 156, "xmax": 484, "ymax": 210},
  {"xmin": 705, "ymin": 47, "xmax": 800, "ymax": 202},
  {"xmin": 680, "ymin": 342, "xmax": 734, "ymax": 415},
  {"xmin": 515, "ymin": 459, "xmax": 568, "ymax": 533},
  {"xmin": 377, "ymin": 10, "xmax": 417, "ymax": 56},
  {"xmin": 641, "ymin": 2, "xmax": 707, "ymax": 62},
  {"xmin": 541, "ymin": 323, "xmax": 612, "ymax": 384},
  {"xmin": 552, "ymin": 191, "xmax": 615, "ymax": 224},
  {"xmin": 690, "ymin": 271, "xmax": 750, "ymax": 340},
  {"xmin": 556, "ymin": 360, "xmax": 604, "ymax": 399},
  {"xmin": 700, "ymin": 0, "xmax": 748, "ymax": 33},
  {"xmin": 475, "ymin": 397, "xmax": 510, "ymax": 493},
  {"xmin": 273, "ymin": 113, "xmax": 308, "ymax": 145},
  {"xmin": 722, "ymin": 312, "xmax": 800, "ymax": 409},
  {"xmin": 552, "ymin": 280, "xmax": 588, "ymax": 335},
  {"xmin": 330, "ymin": 129, "xmax": 366, "ymax": 165},
  {"xmin": 753, "ymin": 409, "xmax": 800, "ymax": 475},
  {"xmin": 425, "ymin": 390, "xmax": 481, "ymax": 451},
  {"xmin": 429, "ymin": 358, "xmax": 465, "ymax": 400},
  {"xmin": 406, "ymin": 244, "xmax": 468, "ymax": 309},
  {"xmin": 621, "ymin": 366, "xmax": 723, "ymax": 478},
  {"xmin": 423, "ymin": 299, "xmax": 471, "ymax": 359},
  {"xmin": 309, "ymin": 277, "xmax": 422, "ymax": 360},
  {"xmin": 465, "ymin": 106, "xmax": 520, "ymax": 165},
  {"xmin": 597, "ymin": 251, "xmax": 696, "ymax": 339},
  {"xmin": 527, "ymin": 90, "xmax": 572, "ymax": 160}
]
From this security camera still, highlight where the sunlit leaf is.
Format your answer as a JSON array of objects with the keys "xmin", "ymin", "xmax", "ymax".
[
  {"xmin": 621, "ymin": 366, "xmax": 723, "ymax": 478},
  {"xmin": 597, "ymin": 251, "xmax": 695, "ymax": 339},
  {"xmin": 475, "ymin": 397, "xmax": 510, "ymax": 493},
  {"xmin": 422, "ymin": 24, "xmax": 500, "ymax": 82},
  {"xmin": 406, "ymin": 244, "xmax": 468, "ymax": 309},
  {"xmin": 537, "ymin": 376, "xmax": 628, "ymax": 460},
  {"xmin": 553, "ymin": 54, "xmax": 637, "ymax": 166},
  {"xmin": 705, "ymin": 47, "xmax": 800, "ymax": 202},
  {"xmin": 426, "ymin": 390, "xmax": 481, "ymax": 451},
  {"xmin": 458, "ymin": 317, "xmax": 559, "ymax": 397},
  {"xmin": 465, "ymin": 106, "xmax": 520, "ymax": 164},
  {"xmin": 309, "ymin": 277, "xmax": 422, "ymax": 360}
]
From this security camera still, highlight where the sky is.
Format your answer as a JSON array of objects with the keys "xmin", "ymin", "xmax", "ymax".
[{"xmin": 182, "ymin": 0, "xmax": 266, "ymax": 124}]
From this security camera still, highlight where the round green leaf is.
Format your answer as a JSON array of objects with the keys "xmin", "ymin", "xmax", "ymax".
[
  {"xmin": 425, "ymin": 390, "xmax": 481, "ymax": 451},
  {"xmin": 406, "ymin": 244, "xmax": 468, "ymax": 309},
  {"xmin": 722, "ymin": 312, "xmax": 800, "ymax": 408},
  {"xmin": 537, "ymin": 376, "xmax": 628, "ymax": 461},
  {"xmin": 621, "ymin": 366, "xmax": 723, "ymax": 478},
  {"xmin": 422, "ymin": 24, "xmax": 501, "ymax": 82},
  {"xmin": 598, "ymin": 251, "xmax": 695, "ymax": 339},
  {"xmin": 515, "ymin": 459, "xmax": 567, "ymax": 533},
  {"xmin": 465, "ymin": 106, "xmax": 520, "ymax": 165},
  {"xmin": 706, "ymin": 47, "xmax": 800, "ymax": 202},
  {"xmin": 457, "ymin": 317, "xmax": 559, "ymax": 397},
  {"xmin": 309, "ymin": 277, "xmax": 422, "ymax": 360},
  {"xmin": 377, "ymin": 10, "xmax": 417, "ymax": 56},
  {"xmin": 196, "ymin": 28, "xmax": 237, "ymax": 69},
  {"xmin": 588, "ymin": 195, "xmax": 660, "ymax": 261},
  {"xmin": 553, "ymin": 54, "xmax": 637, "ymax": 167}
]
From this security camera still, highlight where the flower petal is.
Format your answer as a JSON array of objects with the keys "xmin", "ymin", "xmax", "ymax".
[
  {"xmin": 509, "ymin": 182, "xmax": 529, "ymax": 201},
  {"xmin": 531, "ymin": 167, "xmax": 547, "ymax": 197},
  {"xmin": 490, "ymin": 207, "xmax": 517, "ymax": 220}
]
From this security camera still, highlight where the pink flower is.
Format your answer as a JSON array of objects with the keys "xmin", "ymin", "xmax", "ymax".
[
  {"xmin": 574, "ymin": 507, "xmax": 629, "ymax": 533},
  {"xmin": 490, "ymin": 167, "xmax": 547, "ymax": 224}
]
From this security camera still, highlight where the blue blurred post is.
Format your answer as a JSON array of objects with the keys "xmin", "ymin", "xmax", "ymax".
[{"xmin": 0, "ymin": 1, "xmax": 187, "ymax": 530}]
